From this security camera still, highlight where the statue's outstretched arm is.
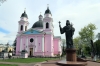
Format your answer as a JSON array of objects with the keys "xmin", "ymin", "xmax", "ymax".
[
  {"xmin": 59, "ymin": 26, "xmax": 65, "ymax": 34},
  {"xmin": 59, "ymin": 21, "xmax": 65, "ymax": 34}
]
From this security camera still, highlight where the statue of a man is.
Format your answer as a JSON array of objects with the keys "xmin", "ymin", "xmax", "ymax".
[{"xmin": 59, "ymin": 20, "xmax": 75, "ymax": 49}]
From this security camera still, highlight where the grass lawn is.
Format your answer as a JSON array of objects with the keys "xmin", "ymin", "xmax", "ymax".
[
  {"xmin": 0, "ymin": 64, "xmax": 18, "ymax": 66},
  {"xmin": 97, "ymin": 60, "xmax": 100, "ymax": 62},
  {"xmin": 0, "ymin": 58, "xmax": 58, "ymax": 63}
]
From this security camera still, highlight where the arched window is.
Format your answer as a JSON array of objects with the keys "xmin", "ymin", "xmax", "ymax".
[
  {"xmin": 20, "ymin": 25, "xmax": 23, "ymax": 31},
  {"xmin": 46, "ymin": 22, "xmax": 49, "ymax": 28}
]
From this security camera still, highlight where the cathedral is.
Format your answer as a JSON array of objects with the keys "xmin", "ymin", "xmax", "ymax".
[{"xmin": 16, "ymin": 6, "xmax": 62, "ymax": 57}]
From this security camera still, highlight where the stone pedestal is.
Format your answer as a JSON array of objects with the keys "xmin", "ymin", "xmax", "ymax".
[
  {"xmin": 66, "ymin": 49, "xmax": 77, "ymax": 62},
  {"xmin": 57, "ymin": 49, "xmax": 87, "ymax": 66}
]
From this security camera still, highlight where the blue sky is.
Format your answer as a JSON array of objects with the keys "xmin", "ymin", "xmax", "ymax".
[
  {"xmin": 0, "ymin": 27, "xmax": 10, "ymax": 34},
  {"xmin": 0, "ymin": 0, "xmax": 100, "ymax": 44}
]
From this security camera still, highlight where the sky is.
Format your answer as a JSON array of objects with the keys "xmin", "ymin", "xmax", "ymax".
[{"xmin": 0, "ymin": 0, "xmax": 100, "ymax": 44}]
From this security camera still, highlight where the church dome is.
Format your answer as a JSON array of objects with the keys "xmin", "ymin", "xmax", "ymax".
[
  {"xmin": 45, "ymin": 7, "xmax": 51, "ymax": 14},
  {"xmin": 32, "ymin": 14, "xmax": 43, "ymax": 28},
  {"xmin": 32, "ymin": 21, "xmax": 43, "ymax": 28},
  {"xmin": 21, "ymin": 11, "xmax": 28, "ymax": 18}
]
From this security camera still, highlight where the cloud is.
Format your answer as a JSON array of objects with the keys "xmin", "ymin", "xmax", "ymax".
[
  {"xmin": 0, "ymin": 32, "xmax": 16, "ymax": 44},
  {"xmin": 53, "ymin": 0, "xmax": 100, "ymax": 38},
  {"xmin": 0, "ymin": 0, "xmax": 100, "ymax": 43},
  {"xmin": 0, "ymin": 27, "xmax": 10, "ymax": 34}
]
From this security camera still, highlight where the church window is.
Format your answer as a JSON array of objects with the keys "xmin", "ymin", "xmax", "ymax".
[
  {"xmin": 20, "ymin": 25, "xmax": 23, "ymax": 31},
  {"xmin": 46, "ymin": 22, "xmax": 49, "ymax": 28},
  {"xmin": 30, "ymin": 38, "xmax": 34, "ymax": 43}
]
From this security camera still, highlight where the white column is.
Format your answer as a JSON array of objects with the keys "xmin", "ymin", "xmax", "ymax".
[
  {"xmin": 20, "ymin": 38, "xmax": 22, "ymax": 52},
  {"xmin": 23, "ymin": 24, "xmax": 25, "ymax": 31},
  {"xmin": 26, "ymin": 36, "xmax": 28, "ymax": 52},
  {"xmin": 42, "ymin": 36, "xmax": 44, "ymax": 52},
  {"xmin": 35, "ymin": 37, "xmax": 37, "ymax": 52},
  {"xmin": 18, "ymin": 24, "xmax": 20, "ymax": 32}
]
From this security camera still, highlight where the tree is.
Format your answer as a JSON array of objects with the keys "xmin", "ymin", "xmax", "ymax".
[
  {"xmin": 73, "ymin": 36, "xmax": 82, "ymax": 55},
  {"xmin": 13, "ymin": 38, "xmax": 16, "ymax": 52},
  {"xmin": 78, "ymin": 23, "xmax": 97, "ymax": 56},
  {"xmin": 0, "ymin": 0, "xmax": 7, "ymax": 5},
  {"xmin": 73, "ymin": 36, "xmax": 81, "ymax": 50},
  {"xmin": 61, "ymin": 39, "xmax": 66, "ymax": 56},
  {"xmin": 79, "ymin": 23, "xmax": 97, "ymax": 46},
  {"xmin": 94, "ymin": 39, "xmax": 100, "ymax": 57}
]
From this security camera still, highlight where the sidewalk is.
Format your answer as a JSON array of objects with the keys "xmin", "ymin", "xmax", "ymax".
[{"xmin": 0, "ymin": 59, "xmax": 100, "ymax": 66}]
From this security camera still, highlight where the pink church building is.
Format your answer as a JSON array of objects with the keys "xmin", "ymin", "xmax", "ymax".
[{"xmin": 16, "ymin": 6, "xmax": 62, "ymax": 57}]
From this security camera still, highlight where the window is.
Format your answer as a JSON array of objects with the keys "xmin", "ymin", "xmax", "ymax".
[
  {"xmin": 20, "ymin": 25, "xmax": 23, "ymax": 31},
  {"xmin": 46, "ymin": 22, "xmax": 49, "ymax": 28},
  {"xmin": 30, "ymin": 38, "xmax": 34, "ymax": 43}
]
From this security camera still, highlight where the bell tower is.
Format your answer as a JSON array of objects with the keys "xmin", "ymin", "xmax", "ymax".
[
  {"xmin": 43, "ymin": 5, "xmax": 54, "ymax": 56},
  {"xmin": 43, "ymin": 4, "xmax": 54, "ymax": 34},
  {"xmin": 18, "ymin": 9, "xmax": 29, "ymax": 34}
]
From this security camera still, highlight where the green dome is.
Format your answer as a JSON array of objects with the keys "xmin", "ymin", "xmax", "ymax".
[
  {"xmin": 21, "ymin": 11, "xmax": 28, "ymax": 18},
  {"xmin": 32, "ymin": 20, "xmax": 43, "ymax": 28},
  {"xmin": 45, "ymin": 7, "xmax": 51, "ymax": 14}
]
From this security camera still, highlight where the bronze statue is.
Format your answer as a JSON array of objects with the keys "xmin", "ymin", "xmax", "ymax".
[{"xmin": 59, "ymin": 20, "xmax": 75, "ymax": 49}]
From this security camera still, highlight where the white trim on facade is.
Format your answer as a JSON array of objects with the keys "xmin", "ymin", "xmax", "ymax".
[
  {"xmin": 20, "ymin": 38, "xmax": 22, "ymax": 52},
  {"xmin": 26, "ymin": 36, "xmax": 28, "ymax": 52},
  {"xmin": 42, "ymin": 36, "xmax": 44, "ymax": 52},
  {"xmin": 35, "ymin": 36, "xmax": 37, "ymax": 52}
]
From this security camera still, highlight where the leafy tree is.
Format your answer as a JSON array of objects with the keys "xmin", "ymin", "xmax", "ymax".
[
  {"xmin": 94, "ymin": 40, "xmax": 100, "ymax": 57},
  {"xmin": 13, "ymin": 38, "xmax": 16, "ymax": 51},
  {"xmin": 78, "ymin": 23, "xmax": 97, "ymax": 56},
  {"xmin": 61, "ymin": 39, "xmax": 66, "ymax": 56},
  {"xmin": 73, "ymin": 36, "xmax": 83, "ymax": 55},
  {"xmin": 0, "ymin": 0, "xmax": 6, "ymax": 5},
  {"xmin": 79, "ymin": 23, "xmax": 97, "ymax": 46},
  {"xmin": 73, "ymin": 36, "xmax": 81, "ymax": 50}
]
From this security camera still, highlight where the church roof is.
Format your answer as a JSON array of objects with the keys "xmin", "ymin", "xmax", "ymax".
[
  {"xmin": 23, "ymin": 28, "xmax": 44, "ymax": 35},
  {"xmin": 54, "ymin": 36, "xmax": 61, "ymax": 39},
  {"xmin": 21, "ymin": 10, "xmax": 28, "ymax": 18},
  {"xmin": 32, "ymin": 20, "xmax": 43, "ymax": 28},
  {"xmin": 32, "ymin": 14, "xmax": 43, "ymax": 28},
  {"xmin": 45, "ymin": 6, "xmax": 51, "ymax": 14}
]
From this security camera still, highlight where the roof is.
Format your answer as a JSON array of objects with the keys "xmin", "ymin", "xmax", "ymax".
[
  {"xmin": 21, "ymin": 11, "xmax": 28, "ymax": 18},
  {"xmin": 45, "ymin": 7, "xmax": 52, "ymax": 14},
  {"xmin": 54, "ymin": 36, "xmax": 61, "ymax": 39},
  {"xmin": 32, "ymin": 20, "xmax": 43, "ymax": 28}
]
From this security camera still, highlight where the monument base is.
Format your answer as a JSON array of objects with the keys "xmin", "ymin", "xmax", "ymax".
[
  {"xmin": 66, "ymin": 49, "xmax": 77, "ymax": 61},
  {"xmin": 57, "ymin": 49, "xmax": 87, "ymax": 66},
  {"xmin": 57, "ymin": 61, "xmax": 87, "ymax": 66}
]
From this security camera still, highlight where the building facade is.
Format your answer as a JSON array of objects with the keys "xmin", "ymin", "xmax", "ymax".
[{"xmin": 16, "ymin": 6, "xmax": 62, "ymax": 57}]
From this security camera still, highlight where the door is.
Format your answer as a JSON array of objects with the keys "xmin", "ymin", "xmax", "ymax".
[{"xmin": 30, "ymin": 48, "xmax": 33, "ymax": 56}]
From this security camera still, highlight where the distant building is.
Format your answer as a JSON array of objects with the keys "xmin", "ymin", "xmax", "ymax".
[
  {"xmin": 16, "ymin": 6, "xmax": 62, "ymax": 57},
  {"xmin": 0, "ymin": 44, "xmax": 14, "ymax": 52}
]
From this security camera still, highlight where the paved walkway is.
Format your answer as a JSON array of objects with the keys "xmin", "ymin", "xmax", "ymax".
[
  {"xmin": 0, "ymin": 62, "xmax": 35, "ymax": 66},
  {"xmin": 0, "ymin": 60, "xmax": 100, "ymax": 66}
]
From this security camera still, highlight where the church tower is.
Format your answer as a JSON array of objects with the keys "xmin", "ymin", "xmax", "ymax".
[
  {"xmin": 43, "ymin": 5, "xmax": 54, "ymax": 56},
  {"xmin": 43, "ymin": 5, "xmax": 54, "ymax": 34},
  {"xmin": 18, "ymin": 9, "xmax": 29, "ymax": 34}
]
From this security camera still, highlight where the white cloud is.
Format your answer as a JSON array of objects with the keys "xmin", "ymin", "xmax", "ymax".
[
  {"xmin": 53, "ymin": 0, "xmax": 100, "ymax": 38},
  {"xmin": 0, "ymin": 32, "xmax": 16, "ymax": 44},
  {"xmin": 0, "ymin": 0, "xmax": 100, "ymax": 42}
]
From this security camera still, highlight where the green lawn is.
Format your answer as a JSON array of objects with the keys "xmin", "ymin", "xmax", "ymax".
[
  {"xmin": 0, "ymin": 58, "xmax": 58, "ymax": 63},
  {"xmin": 0, "ymin": 64, "xmax": 18, "ymax": 66}
]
